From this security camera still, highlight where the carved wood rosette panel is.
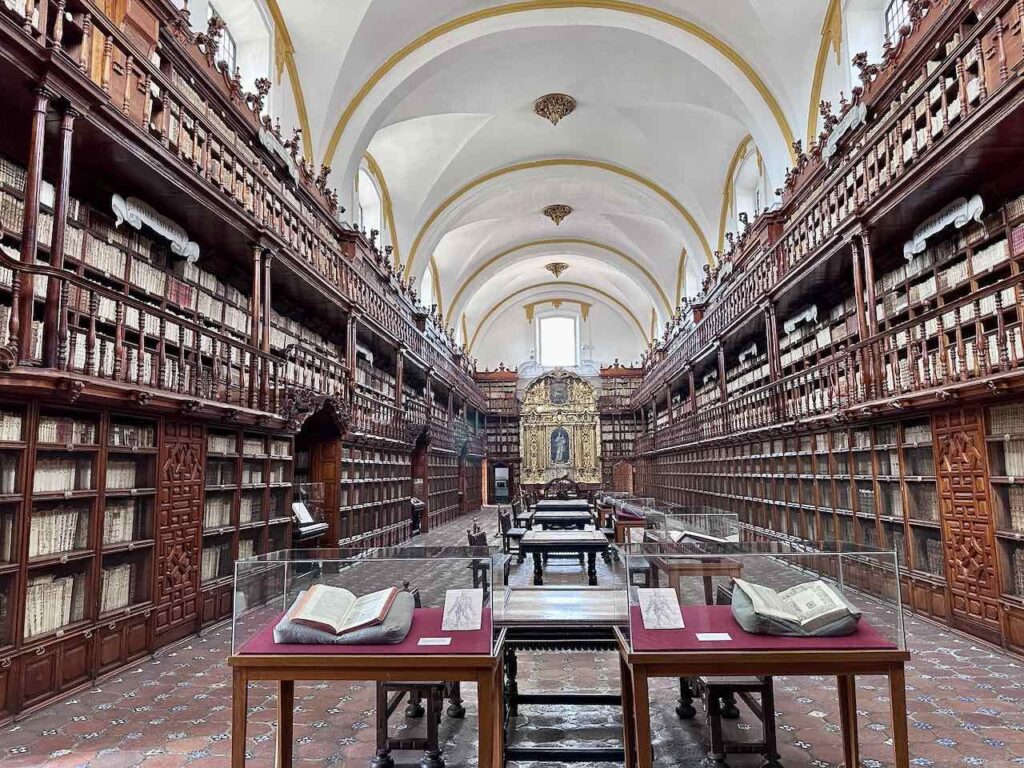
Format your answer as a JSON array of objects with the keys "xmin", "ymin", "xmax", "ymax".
[
  {"xmin": 933, "ymin": 408, "xmax": 1002, "ymax": 637},
  {"xmin": 154, "ymin": 421, "xmax": 205, "ymax": 643}
]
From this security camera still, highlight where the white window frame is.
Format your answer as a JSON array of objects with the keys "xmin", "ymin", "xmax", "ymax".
[
  {"xmin": 884, "ymin": 0, "xmax": 910, "ymax": 42},
  {"xmin": 536, "ymin": 313, "xmax": 579, "ymax": 368},
  {"xmin": 207, "ymin": 3, "xmax": 237, "ymax": 73}
]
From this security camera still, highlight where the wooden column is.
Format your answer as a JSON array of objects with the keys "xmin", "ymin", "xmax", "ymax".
[
  {"xmin": 687, "ymin": 368, "xmax": 696, "ymax": 412},
  {"xmin": 262, "ymin": 251, "xmax": 273, "ymax": 354},
  {"xmin": 860, "ymin": 232, "xmax": 879, "ymax": 337},
  {"xmin": 42, "ymin": 105, "xmax": 77, "ymax": 369},
  {"xmin": 395, "ymin": 346, "xmax": 404, "ymax": 409},
  {"xmin": 664, "ymin": 384, "xmax": 673, "ymax": 424},
  {"xmin": 717, "ymin": 343, "xmax": 727, "ymax": 403},
  {"xmin": 346, "ymin": 312, "xmax": 360, "ymax": 369},
  {"xmin": 249, "ymin": 245, "xmax": 262, "ymax": 349},
  {"xmin": 18, "ymin": 87, "xmax": 50, "ymax": 363},
  {"xmin": 425, "ymin": 368, "xmax": 434, "ymax": 424},
  {"xmin": 650, "ymin": 398, "xmax": 658, "ymax": 437},
  {"xmin": 764, "ymin": 303, "xmax": 781, "ymax": 380},
  {"xmin": 850, "ymin": 239, "xmax": 870, "ymax": 341}
]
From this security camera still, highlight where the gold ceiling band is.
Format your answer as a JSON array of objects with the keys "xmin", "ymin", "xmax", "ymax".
[
  {"xmin": 674, "ymin": 244, "xmax": 687, "ymax": 306},
  {"xmin": 404, "ymin": 159, "xmax": 714, "ymax": 292},
  {"xmin": 444, "ymin": 237, "xmax": 672, "ymax": 325},
  {"xmin": 265, "ymin": 0, "xmax": 313, "ymax": 161},
  {"xmin": 524, "ymin": 298, "xmax": 592, "ymax": 322},
  {"xmin": 468, "ymin": 281, "xmax": 648, "ymax": 353},
  {"xmin": 363, "ymin": 152, "xmax": 402, "ymax": 268},
  {"xmin": 807, "ymin": 0, "xmax": 843, "ymax": 146},
  {"xmin": 322, "ymin": 1, "xmax": 797, "ymax": 168},
  {"xmin": 717, "ymin": 135, "xmax": 753, "ymax": 253},
  {"xmin": 429, "ymin": 258, "xmax": 444, "ymax": 318}
]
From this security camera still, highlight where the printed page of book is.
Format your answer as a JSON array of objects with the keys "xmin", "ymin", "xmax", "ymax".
[
  {"xmin": 778, "ymin": 581, "xmax": 850, "ymax": 628},
  {"xmin": 733, "ymin": 578, "xmax": 796, "ymax": 622},
  {"xmin": 442, "ymin": 588, "xmax": 484, "ymax": 631},
  {"xmin": 291, "ymin": 585, "xmax": 358, "ymax": 634},
  {"xmin": 637, "ymin": 588, "xmax": 685, "ymax": 629},
  {"xmin": 338, "ymin": 587, "xmax": 399, "ymax": 634},
  {"xmin": 292, "ymin": 502, "xmax": 314, "ymax": 524}
]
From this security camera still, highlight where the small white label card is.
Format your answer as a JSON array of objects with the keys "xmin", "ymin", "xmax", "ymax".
[
  {"xmin": 418, "ymin": 637, "xmax": 452, "ymax": 646},
  {"xmin": 442, "ymin": 588, "xmax": 484, "ymax": 631},
  {"xmin": 696, "ymin": 632, "xmax": 732, "ymax": 642},
  {"xmin": 637, "ymin": 588, "xmax": 685, "ymax": 630}
]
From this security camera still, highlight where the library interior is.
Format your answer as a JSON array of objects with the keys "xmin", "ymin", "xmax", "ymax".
[{"xmin": 0, "ymin": 0, "xmax": 1023, "ymax": 766}]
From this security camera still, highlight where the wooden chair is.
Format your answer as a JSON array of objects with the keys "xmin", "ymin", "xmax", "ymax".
[
  {"xmin": 498, "ymin": 508, "xmax": 527, "ymax": 562},
  {"xmin": 373, "ymin": 586, "xmax": 464, "ymax": 768}
]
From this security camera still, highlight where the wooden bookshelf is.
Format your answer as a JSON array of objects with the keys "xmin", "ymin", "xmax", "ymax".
[
  {"xmin": 338, "ymin": 444, "xmax": 412, "ymax": 547},
  {"xmin": 427, "ymin": 450, "xmax": 460, "ymax": 531}
]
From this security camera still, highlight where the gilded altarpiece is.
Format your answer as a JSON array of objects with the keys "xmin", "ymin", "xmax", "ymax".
[
  {"xmin": 933, "ymin": 408, "xmax": 1002, "ymax": 640},
  {"xmin": 520, "ymin": 370, "xmax": 600, "ymax": 485}
]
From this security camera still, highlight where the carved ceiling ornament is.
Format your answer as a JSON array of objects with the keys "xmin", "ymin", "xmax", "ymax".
[
  {"xmin": 533, "ymin": 93, "xmax": 577, "ymax": 126},
  {"xmin": 543, "ymin": 204, "xmax": 573, "ymax": 226},
  {"xmin": 545, "ymin": 261, "xmax": 570, "ymax": 278}
]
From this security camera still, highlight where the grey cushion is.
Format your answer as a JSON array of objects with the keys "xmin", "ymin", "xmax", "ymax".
[
  {"xmin": 273, "ymin": 590, "xmax": 415, "ymax": 645},
  {"xmin": 730, "ymin": 586, "xmax": 861, "ymax": 637}
]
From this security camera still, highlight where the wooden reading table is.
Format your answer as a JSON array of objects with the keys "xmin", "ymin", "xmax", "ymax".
[
  {"xmin": 535, "ymin": 498, "xmax": 591, "ymax": 513},
  {"xmin": 616, "ymin": 605, "xmax": 911, "ymax": 768},
  {"xmin": 228, "ymin": 608, "xmax": 505, "ymax": 767},
  {"xmin": 519, "ymin": 530, "xmax": 610, "ymax": 585},
  {"xmin": 529, "ymin": 509, "xmax": 594, "ymax": 530}
]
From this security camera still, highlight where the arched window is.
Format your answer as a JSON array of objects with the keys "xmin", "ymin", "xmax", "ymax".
[
  {"xmin": 419, "ymin": 264, "xmax": 435, "ymax": 310},
  {"xmin": 884, "ymin": 0, "xmax": 910, "ymax": 41},
  {"xmin": 207, "ymin": 3, "xmax": 237, "ymax": 73},
  {"xmin": 189, "ymin": 0, "xmax": 271, "ymax": 93},
  {"xmin": 357, "ymin": 168, "xmax": 383, "ymax": 239},
  {"xmin": 537, "ymin": 315, "xmax": 578, "ymax": 368}
]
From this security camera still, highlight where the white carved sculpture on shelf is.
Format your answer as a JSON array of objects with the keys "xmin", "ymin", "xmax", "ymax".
[
  {"xmin": 738, "ymin": 341, "xmax": 759, "ymax": 366},
  {"xmin": 783, "ymin": 304, "xmax": 818, "ymax": 336},
  {"xmin": 822, "ymin": 102, "xmax": 867, "ymax": 162},
  {"xmin": 111, "ymin": 194, "xmax": 200, "ymax": 263},
  {"xmin": 903, "ymin": 195, "xmax": 984, "ymax": 260}
]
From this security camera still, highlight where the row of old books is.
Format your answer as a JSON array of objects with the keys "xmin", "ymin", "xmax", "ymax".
[
  {"xmin": 28, "ymin": 504, "xmax": 89, "ymax": 557},
  {"xmin": 241, "ymin": 463, "xmax": 264, "ymax": 485},
  {"xmin": 239, "ymin": 494, "xmax": 263, "ymax": 524},
  {"xmin": 100, "ymin": 563, "xmax": 135, "ymax": 613},
  {"xmin": 204, "ymin": 495, "xmax": 232, "ymax": 529},
  {"xmin": 992, "ymin": 404, "xmax": 1024, "ymax": 435},
  {"xmin": 0, "ymin": 310, "xmax": 42, "ymax": 362},
  {"xmin": 0, "ymin": 454, "xmax": 16, "ymax": 495},
  {"xmin": 270, "ymin": 439, "xmax": 291, "ymax": 457},
  {"xmin": 33, "ymin": 457, "xmax": 94, "ymax": 493},
  {"xmin": 0, "ymin": 513, "xmax": 12, "ymax": 561},
  {"xmin": 0, "ymin": 410, "xmax": 22, "ymax": 442},
  {"xmin": 109, "ymin": 422, "xmax": 155, "ymax": 449},
  {"xmin": 201, "ymin": 542, "xmax": 230, "ymax": 582},
  {"xmin": 237, "ymin": 539, "xmax": 255, "ymax": 561},
  {"xmin": 103, "ymin": 500, "xmax": 138, "ymax": 544},
  {"xmin": 242, "ymin": 437, "xmax": 265, "ymax": 456},
  {"xmin": 105, "ymin": 460, "xmax": 140, "ymax": 491},
  {"xmin": 1013, "ymin": 548, "xmax": 1024, "ymax": 597},
  {"xmin": 37, "ymin": 415, "xmax": 97, "ymax": 446},
  {"xmin": 24, "ymin": 572, "xmax": 85, "ymax": 639},
  {"xmin": 207, "ymin": 433, "xmax": 237, "ymax": 455},
  {"xmin": 206, "ymin": 461, "xmax": 236, "ymax": 487}
]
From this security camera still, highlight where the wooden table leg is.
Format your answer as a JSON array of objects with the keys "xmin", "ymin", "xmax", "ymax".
[
  {"xmin": 494, "ymin": 658, "xmax": 505, "ymax": 765},
  {"xmin": 837, "ymin": 674, "xmax": 859, "ymax": 768},
  {"xmin": 232, "ymin": 668, "xmax": 248, "ymax": 768},
  {"xmin": 276, "ymin": 680, "xmax": 294, "ymax": 767},
  {"xmin": 632, "ymin": 667, "xmax": 654, "ymax": 767},
  {"xmin": 532, "ymin": 551, "xmax": 543, "ymax": 585},
  {"xmin": 618, "ymin": 653, "xmax": 637, "ymax": 768},
  {"xmin": 889, "ymin": 665, "xmax": 910, "ymax": 768},
  {"xmin": 587, "ymin": 551, "xmax": 597, "ymax": 585},
  {"xmin": 478, "ymin": 669, "xmax": 496, "ymax": 768}
]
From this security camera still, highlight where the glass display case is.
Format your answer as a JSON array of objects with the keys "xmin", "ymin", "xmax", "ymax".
[
  {"xmin": 623, "ymin": 541, "xmax": 906, "ymax": 652},
  {"xmin": 641, "ymin": 507, "xmax": 741, "ymax": 542},
  {"xmin": 231, "ymin": 547, "xmax": 504, "ymax": 657}
]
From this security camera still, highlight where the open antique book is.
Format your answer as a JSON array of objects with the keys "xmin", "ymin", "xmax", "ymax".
[
  {"xmin": 288, "ymin": 584, "xmax": 400, "ymax": 636},
  {"xmin": 733, "ymin": 578, "xmax": 856, "ymax": 634}
]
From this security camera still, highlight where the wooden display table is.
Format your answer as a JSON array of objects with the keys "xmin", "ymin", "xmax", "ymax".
[
  {"xmin": 616, "ymin": 605, "xmax": 910, "ymax": 768},
  {"xmin": 229, "ymin": 608, "xmax": 505, "ymax": 767},
  {"xmin": 645, "ymin": 552, "xmax": 744, "ymax": 605},
  {"xmin": 535, "ymin": 498, "xmax": 591, "ymax": 513},
  {"xmin": 529, "ymin": 509, "xmax": 594, "ymax": 529},
  {"xmin": 519, "ymin": 530, "xmax": 610, "ymax": 585}
]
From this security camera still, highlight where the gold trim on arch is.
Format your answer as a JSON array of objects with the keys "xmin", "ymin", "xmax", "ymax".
[
  {"xmin": 468, "ymin": 281, "xmax": 648, "ymax": 352},
  {"xmin": 363, "ymin": 152, "xmax": 402, "ymax": 268},
  {"xmin": 405, "ymin": 158, "xmax": 714, "ymax": 286},
  {"xmin": 265, "ymin": 0, "xmax": 313, "ymax": 161},
  {"xmin": 322, "ymin": 1, "xmax": 797, "ymax": 168},
  {"xmin": 674, "ymin": 245, "xmax": 687, "ymax": 306},
  {"xmin": 444, "ymin": 237, "xmax": 672, "ymax": 324},
  {"xmin": 428, "ymin": 257, "xmax": 444, "ymax": 318},
  {"xmin": 717, "ymin": 135, "xmax": 753, "ymax": 253},
  {"xmin": 807, "ymin": 0, "xmax": 843, "ymax": 146}
]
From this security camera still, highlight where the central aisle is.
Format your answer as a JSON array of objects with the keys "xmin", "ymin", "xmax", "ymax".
[{"xmin": 0, "ymin": 509, "xmax": 1020, "ymax": 768}]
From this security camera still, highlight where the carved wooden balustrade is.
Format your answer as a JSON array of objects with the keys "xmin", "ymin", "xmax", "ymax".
[
  {"xmin": 348, "ymin": 388, "xmax": 407, "ymax": 444},
  {"xmin": 636, "ymin": 0, "xmax": 1024, "ymax": 418},
  {"xmin": 429, "ymin": 415, "xmax": 457, "ymax": 453},
  {"xmin": 646, "ymin": 268, "xmax": 1024, "ymax": 450},
  {"xmin": 0, "ymin": 248, "xmax": 356, "ymax": 415}
]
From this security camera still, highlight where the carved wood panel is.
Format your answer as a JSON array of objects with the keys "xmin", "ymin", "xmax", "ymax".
[
  {"xmin": 154, "ymin": 421, "xmax": 204, "ymax": 643},
  {"xmin": 933, "ymin": 408, "xmax": 1001, "ymax": 633},
  {"xmin": 612, "ymin": 460, "xmax": 634, "ymax": 493}
]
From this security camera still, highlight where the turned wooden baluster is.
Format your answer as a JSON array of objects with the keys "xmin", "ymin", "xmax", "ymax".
[
  {"xmin": 953, "ymin": 306, "xmax": 967, "ymax": 382},
  {"xmin": 122, "ymin": 55, "xmax": 134, "ymax": 115},
  {"xmin": 57, "ymin": 279, "xmax": 69, "ymax": 370},
  {"xmin": 211, "ymin": 338, "xmax": 221, "ymax": 401},
  {"xmin": 995, "ymin": 16, "xmax": 1009, "ymax": 83},
  {"xmin": 995, "ymin": 289, "xmax": 1010, "ymax": 372},
  {"xmin": 85, "ymin": 291, "xmax": 98, "ymax": 375},
  {"xmin": 975, "ymin": 38, "xmax": 989, "ymax": 102},
  {"xmin": 100, "ymin": 37, "xmax": 113, "ymax": 94},
  {"xmin": 136, "ymin": 309, "xmax": 147, "ymax": 385},
  {"xmin": 79, "ymin": 13, "xmax": 91, "ymax": 72},
  {"xmin": 51, "ymin": 0, "xmax": 66, "ymax": 50},
  {"xmin": 22, "ymin": 0, "xmax": 33, "ymax": 33},
  {"xmin": 177, "ymin": 324, "xmax": 186, "ymax": 394},
  {"xmin": 113, "ymin": 301, "xmax": 124, "ymax": 381},
  {"xmin": 156, "ymin": 316, "xmax": 167, "ymax": 389}
]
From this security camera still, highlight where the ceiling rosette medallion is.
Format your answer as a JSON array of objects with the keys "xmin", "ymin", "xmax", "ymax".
[
  {"xmin": 533, "ymin": 93, "xmax": 577, "ymax": 126},
  {"xmin": 543, "ymin": 204, "xmax": 572, "ymax": 226},
  {"xmin": 545, "ymin": 262, "xmax": 570, "ymax": 278}
]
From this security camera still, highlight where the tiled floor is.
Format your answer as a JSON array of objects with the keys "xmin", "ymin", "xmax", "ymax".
[{"xmin": 0, "ymin": 508, "xmax": 1022, "ymax": 767}]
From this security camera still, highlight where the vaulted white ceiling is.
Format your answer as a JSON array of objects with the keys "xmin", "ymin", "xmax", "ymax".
[{"xmin": 265, "ymin": 0, "xmax": 846, "ymax": 364}]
